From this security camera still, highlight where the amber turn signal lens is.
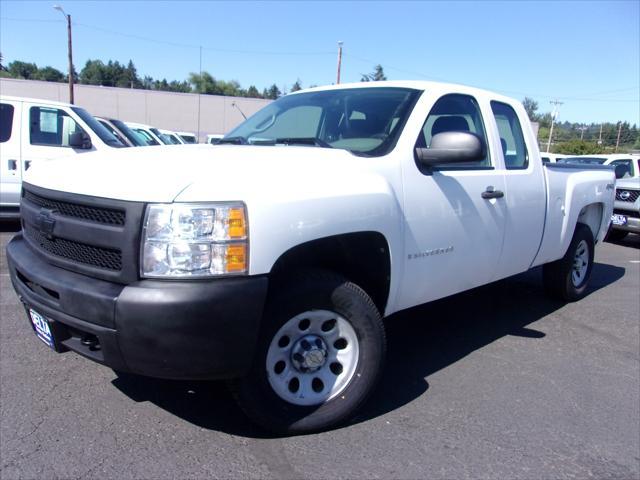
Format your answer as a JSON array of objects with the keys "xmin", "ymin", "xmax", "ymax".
[
  {"xmin": 228, "ymin": 207, "xmax": 246, "ymax": 239},
  {"xmin": 225, "ymin": 244, "xmax": 247, "ymax": 272}
]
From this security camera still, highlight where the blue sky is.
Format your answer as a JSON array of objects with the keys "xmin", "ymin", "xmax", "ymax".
[{"xmin": 1, "ymin": 0, "xmax": 638, "ymax": 124}]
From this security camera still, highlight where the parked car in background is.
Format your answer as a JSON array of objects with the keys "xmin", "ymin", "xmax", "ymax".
[
  {"xmin": 558, "ymin": 154, "xmax": 639, "ymax": 178},
  {"xmin": 608, "ymin": 177, "xmax": 640, "ymax": 240},
  {"xmin": 125, "ymin": 122, "xmax": 163, "ymax": 146},
  {"xmin": 0, "ymin": 95, "xmax": 125, "ymax": 218},
  {"xmin": 159, "ymin": 129, "xmax": 185, "ymax": 145},
  {"xmin": 177, "ymin": 131, "xmax": 197, "ymax": 144},
  {"xmin": 540, "ymin": 153, "xmax": 569, "ymax": 164},
  {"xmin": 603, "ymin": 155, "xmax": 639, "ymax": 179},
  {"xmin": 557, "ymin": 156, "xmax": 608, "ymax": 165},
  {"xmin": 96, "ymin": 117, "xmax": 149, "ymax": 147},
  {"xmin": 206, "ymin": 134, "xmax": 224, "ymax": 144}
]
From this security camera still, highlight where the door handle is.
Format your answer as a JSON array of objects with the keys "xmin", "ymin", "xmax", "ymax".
[
  {"xmin": 24, "ymin": 160, "xmax": 32, "ymax": 170},
  {"xmin": 481, "ymin": 186, "xmax": 504, "ymax": 199},
  {"xmin": 8, "ymin": 159, "xmax": 17, "ymax": 171}
]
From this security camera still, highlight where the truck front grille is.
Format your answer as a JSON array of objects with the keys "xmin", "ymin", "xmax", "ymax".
[
  {"xmin": 24, "ymin": 225, "xmax": 122, "ymax": 271},
  {"xmin": 23, "ymin": 190, "xmax": 126, "ymax": 225},
  {"xmin": 615, "ymin": 189, "xmax": 640, "ymax": 203},
  {"xmin": 20, "ymin": 184, "xmax": 145, "ymax": 284}
]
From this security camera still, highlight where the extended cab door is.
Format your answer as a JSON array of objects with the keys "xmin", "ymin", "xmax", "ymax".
[
  {"xmin": 398, "ymin": 93, "xmax": 507, "ymax": 309},
  {"xmin": 488, "ymin": 101, "xmax": 546, "ymax": 280},
  {"xmin": 0, "ymin": 100, "xmax": 22, "ymax": 211}
]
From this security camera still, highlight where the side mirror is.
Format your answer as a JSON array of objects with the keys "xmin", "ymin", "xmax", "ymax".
[
  {"xmin": 415, "ymin": 131, "xmax": 486, "ymax": 166},
  {"xmin": 69, "ymin": 131, "xmax": 92, "ymax": 149},
  {"xmin": 614, "ymin": 164, "xmax": 629, "ymax": 179}
]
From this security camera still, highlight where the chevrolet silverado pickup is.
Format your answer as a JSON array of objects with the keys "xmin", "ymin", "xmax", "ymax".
[{"xmin": 6, "ymin": 81, "xmax": 616, "ymax": 434}]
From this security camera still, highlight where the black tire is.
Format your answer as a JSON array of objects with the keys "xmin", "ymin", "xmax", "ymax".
[
  {"xmin": 230, "ymin": 270, "xmax": 386, "ymax": 434},
  {"xmin": 543, "ymin": 223, "xmax": 594, "ymax": 302},
  {"xmin": 606, "ymin": 229, "xmax": 628, "ymax": 242}
]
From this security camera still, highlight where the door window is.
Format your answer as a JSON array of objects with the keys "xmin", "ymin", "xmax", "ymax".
[
  {"xmin": 29, "ymin": 106, "xmax": 83, "ymax": 147},
  {"xmin": 0, "ymin": 103, "xmax": 14, "ymax": 143},
  {"xmin": 608, "ymin": 159, "xmax": 634, "ymax": 178},
  {"xmin": 417, "ymin": 94, "xmax": 491, "ymax": 169},
  {"xmin": 491, "ymin": 101, "xmax": 528, "ymax": 169}
]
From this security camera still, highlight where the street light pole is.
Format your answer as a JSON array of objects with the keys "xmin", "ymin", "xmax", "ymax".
[{"xmin": 53, "ymin": 5, "xmax": 74, "ymax": 104}]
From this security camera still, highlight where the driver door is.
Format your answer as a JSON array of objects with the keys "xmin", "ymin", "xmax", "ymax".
[{"xmin": 398, "ymin": 93, "xmax": 507, "ymax": 309}]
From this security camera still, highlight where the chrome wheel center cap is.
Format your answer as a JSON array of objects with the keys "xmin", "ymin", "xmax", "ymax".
[{"xmin": 291, "ymin": 335, "xmax": 327, "ymax": 372}]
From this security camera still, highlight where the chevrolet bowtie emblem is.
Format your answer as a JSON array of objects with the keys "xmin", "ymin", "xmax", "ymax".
[{"xmin": 37, "ymin": 209, "xmax": 56, "ymax": 239}]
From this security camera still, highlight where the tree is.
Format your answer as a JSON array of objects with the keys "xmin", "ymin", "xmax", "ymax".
[
  {"xmin": 361, "ymin": 64, "xmax": 387, "ymax": 82},
  {"xmin": 79, "ymin": 59, "xmax": 107, "ymax": 85},
  {"xmin": 265, "ymin": 83, "xmax": 281, "ymax": 99},
  {"xmin": 290, "ymin": 79, "xmax": 302, "ymax": 92},
  {"xmin": 7, "ymin": 60, "xmax": 38, "ymax": 79},
  {"xmin": 33, "ymin": 66, "xmax": 65, "ymax": 82},
  {"xmin": 246, "ymin": 85, "xmax": 261, "ymax": 98},
  {"xmin": 189, "ymin": 71, "xmax": 218, "ymax": 94},
  {"xmin": 554, "ymin": 139, "xmax": 604, "ymax": 155},
  {"xmin": 0, "ymin": 52, "xmax": 5, "ymax": 71},
  {"xmin": 522, "ymin": 97, "xmax": 538, "ymax": 121}
]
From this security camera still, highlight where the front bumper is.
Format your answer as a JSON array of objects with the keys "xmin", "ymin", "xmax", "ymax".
[
  {"xmin": 611, "ymin": 209, "xmax": 640, "ymax": 234},
  {"xmin": 6, "ymin": 234, "xmax": 268, "ymax": 380}
]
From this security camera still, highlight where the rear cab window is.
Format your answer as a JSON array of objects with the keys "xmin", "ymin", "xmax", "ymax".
[{"xmin": 490, "ymin": 101, "xmax": 528, "ymax": 169}]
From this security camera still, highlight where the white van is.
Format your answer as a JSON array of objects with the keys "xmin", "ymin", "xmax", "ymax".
[{"xmin": 0, "ymin": 96, "xmax": 125, "ymax": 218}]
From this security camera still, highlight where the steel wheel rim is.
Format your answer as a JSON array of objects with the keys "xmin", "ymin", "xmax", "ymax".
[
  {"xmin": 571, "ymin": 239, "xmax": 589, "ymax": 287},
  {"xmin": 266, "ymin": 309, "xmax": 360, "ymax": 406}
]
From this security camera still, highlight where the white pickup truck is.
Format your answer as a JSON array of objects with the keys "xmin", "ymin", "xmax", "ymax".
[{"xmin": 6, "ymin": 81, "xmax": 616, "ymax": 434}]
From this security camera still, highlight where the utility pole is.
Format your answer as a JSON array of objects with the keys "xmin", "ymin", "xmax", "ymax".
[
  {"xmin": 577, "ymin": 126, "xmax": 587, "ymax": 141},
  {"xmin": 197, "ymin": 45, "xmax": 202, "ymax": 142},
  {"xmin": 546, "ymin": 99, "xmax": 563, "ymax": 153},
  {"xmin": 54, "ymin": 5, "xmax": 74, "ymax": 104},
  {"xmin": 615, "ymin": 122, "xmax": 622, "ymax": 152},
  {"xmin": 336, "ymin": 41, "xmax": 343, "ymax": 84},
  {"xmin": 598, "ymin": 124, "xmax": 603, "ymax": 145}
]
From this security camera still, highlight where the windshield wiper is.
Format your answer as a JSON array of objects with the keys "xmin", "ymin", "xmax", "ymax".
[
  {"xmin": 272, "ymin": 137, "xmax": 332, "ymax": 148},
  {"xmin": 217, "ymin": 136, "xmax": 248, "ymax": 145}
]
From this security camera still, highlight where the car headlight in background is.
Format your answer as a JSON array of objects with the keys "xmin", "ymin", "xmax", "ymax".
[{"xmin": 141, "ymin": 203, "xmax": 248, "ymax": 277}]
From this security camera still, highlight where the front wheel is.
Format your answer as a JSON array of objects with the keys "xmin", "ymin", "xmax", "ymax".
[
  {"xmin": 231, "ymin": 270, "xmax": 386, "ymax": 434},
  {"xmin": 543, "ymin": 223, "xmax": 594, "ymax": 301}
]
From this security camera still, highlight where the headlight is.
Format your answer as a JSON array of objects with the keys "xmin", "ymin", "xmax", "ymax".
[{"xmin": 141, "ymin": 203, "xmax": 248, "ymax": 277}]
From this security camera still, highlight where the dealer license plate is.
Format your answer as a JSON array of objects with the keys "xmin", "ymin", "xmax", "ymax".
[
  {"xmin": 29, "ymin": 309, "xmax": 55, "ymax": 349},
  {"xmin": 611, "ymin": 214, "xmax": 628, "ymax": 226}
]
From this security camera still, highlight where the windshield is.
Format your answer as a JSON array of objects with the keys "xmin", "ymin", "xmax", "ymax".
[
  {"xmin": 131, "ymin": 128, "xmax": 160, "ymax": 146},
  {"xmin": 71, "ymin": 107, "xmax": 125, "ymax": 148},
  {"xmin": 224, "ymin": 87, "xmax": 421, "ymax": 156},
  {"xmin": 110, "ymin": 119, "xmax": 148, "ymax": 147}
]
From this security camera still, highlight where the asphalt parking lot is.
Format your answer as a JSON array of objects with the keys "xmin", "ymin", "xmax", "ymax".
[{"xmin": 1, "ymin": 221, "xmax": 638, "ymax": 480}]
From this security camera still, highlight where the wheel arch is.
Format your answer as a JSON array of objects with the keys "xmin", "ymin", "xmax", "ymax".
[
  {"xmin": 269, "ymin": 231, "xmax": 391, "ymax": 315},
  {"xmin": 577, "ymin": 202, "xmax": 604, "ymax": 243}
]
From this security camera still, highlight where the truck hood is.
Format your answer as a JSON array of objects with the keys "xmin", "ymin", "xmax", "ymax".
[{"xmin": 24, "ymin": 144, "xmax": 366, "ymax": 203}]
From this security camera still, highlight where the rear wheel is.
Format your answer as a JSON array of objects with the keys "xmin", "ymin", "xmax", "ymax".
[
  {"xmin": 231, "ymin": 270, "xmax": 385, "ymax": 434},
  {"xmin": 543, "ymin": 223, "xmax": 594, "ymax": 301}
]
